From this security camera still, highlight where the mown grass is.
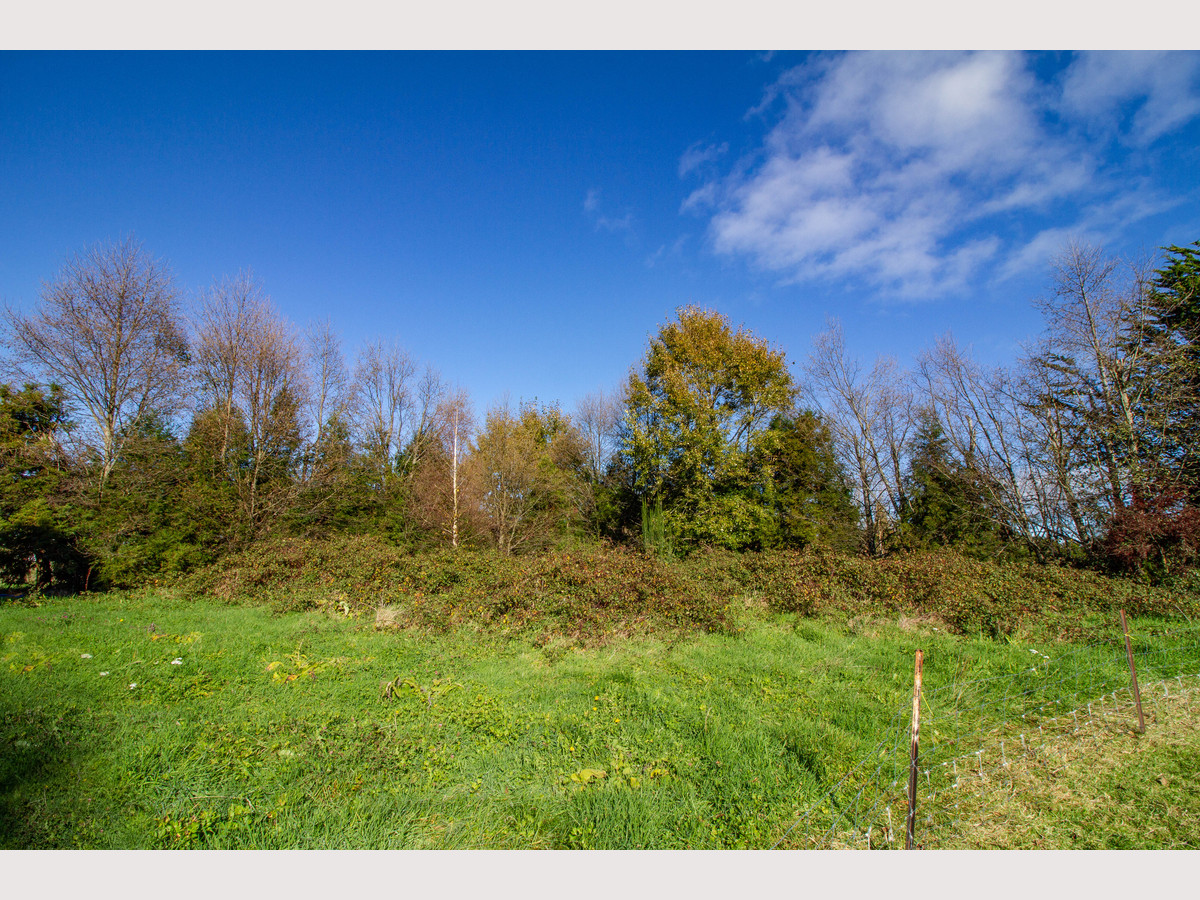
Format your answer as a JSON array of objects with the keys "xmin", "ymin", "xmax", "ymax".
[{"xmin": 3, "ymin": 578, "xmax": 1198, "ymax": 849}]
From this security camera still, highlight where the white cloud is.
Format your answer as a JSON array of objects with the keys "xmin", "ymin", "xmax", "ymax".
[
  {"xmin": 692, "ymin": 51, "xmax": 1200, "ymax": 299},
  {"xmin": 1060, "ymin": 51, "xmax": 1200, "ymax": 144},
  {"xmin": 802, "ymin": 51, "xmax": 1041, "ymax": 172},
  {"xmin": 1001, "ymin": 227, "xmax": 1103, "ymax": 282},
  {"xmin": 1001, "ymin": 180, "xmax": 1182, "ymax": 281},
  {"xmin": 974, "ymin": 159, "xmax": 1095, "ymax": 217}
]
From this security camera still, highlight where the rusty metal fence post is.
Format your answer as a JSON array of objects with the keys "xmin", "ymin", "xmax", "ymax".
[
  {"xmin": 1119, "ymin": 609, "xmax": 1146, "ymax": 734},
  {"xmin": 906, "ymin": 648, "xmax": 923, "ymax": 849}
]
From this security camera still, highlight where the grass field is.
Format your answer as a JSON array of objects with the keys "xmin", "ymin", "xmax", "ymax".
[{"xmin": 2, "ymin": 585, "xmax": 1198, "ymax": 849}]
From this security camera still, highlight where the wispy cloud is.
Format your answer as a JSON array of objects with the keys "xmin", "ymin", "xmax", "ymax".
[
  {"xmin": 1059, "ymin": 51, "xmax": 1200, "ymax": 145},
  {"xmin": 596, "ymin": 213, "xmax": 633, "ymax": 233},
  {"xmin": 583, "ymin": 187, "xmax": 633, "ymax": 233},
  {"xmin": 1002, "ymin": 182, "xmax": 1181, "ymax": 282},
  {"xmin": 690, "ymin": 51, "xmax": 1200, "ymax": 299},
  {"xmin": 644, "ymin": 234, "xmax": 689, "ymax": 268},
  {"xmin": 678, "ymin": 141, "xmax": 728, "ymax": 178}
]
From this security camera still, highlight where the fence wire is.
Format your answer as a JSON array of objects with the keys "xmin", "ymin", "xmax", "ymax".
[{"xmin": 770, "ymin": 619, "xmax": 1200, "ymax": 849}]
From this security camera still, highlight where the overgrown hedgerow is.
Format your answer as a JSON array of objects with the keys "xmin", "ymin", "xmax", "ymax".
[
  {"xmin": 698, "ymin": 549, "xmax": 1200, "ymax": 639},
  {"xmin": 184, "ymin": 535, "xmax": 1200, "ymax": 643},
  {"xmin": 185, "ymin": 535, "xmax": 732, "ymax": 641}
]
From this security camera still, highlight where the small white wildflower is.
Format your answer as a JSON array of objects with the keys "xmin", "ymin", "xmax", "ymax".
[
  {"xmin": 129, "ymin": 682, "xmax": 137, "ymax": 689},
  {"xmin": 1030, "ymin": 668, "xmax": 1038, "ymax": 673},
  {"xmin": 81, "ymin": 653, "xmax": 92, "ymax": 659},
  {"xmin": 100, "ymin": 671, "xmax": 109, "ymax": 676},
  {"xmin": 1029, "ymin": 648, "xmax": 1038, "ymax": 654},
  {"xmin": 171, "ymin": 658, "xmax": 183, "ymax": 665}
]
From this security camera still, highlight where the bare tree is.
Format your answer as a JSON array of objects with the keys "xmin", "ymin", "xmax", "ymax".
[
  {"xmin": 350, "ymin": 339, "xmax": 415, "ymax": 480},
  {"xmin": 575, "ymin": 387, "xmax": 622, "ymax": 484},
  {"xmin": 304, "ymin": 317, "xmax": 349, "ymax": 456},
  {"xmin": 573, "ymin": 386, "xmax": 622, "ymax": 528},
  {"xmin": 804, "ymin": 321, "xmax": 913, "ymax": 554},
  {"xmin": 1015, "ymin": 351, "xmax": 1097, "ymax": 546},
  {"xmin": 1026, "ymin": 243, "xmax": 1165, "ymax": 517},
  {"xmin": 443, "ymin": 388, "xmax": 473, "ymax": 549},
  {"xmin": 913, "ymin": 241, "xmax": 1174, "ymax": 556},
  {"xmin": 192, "ymin": 271, "xmax": 307, "ymax": 529},
  {"xmin": 193, "ymin": 271, "xmax": 265, "ymax": 465},
  {"xmin": 2, "ymin": 237, "xmax": 188, "ymax": 485},
  {"xmin": 399, "ymin": 365, "xmax": 447, "ymax": 480},
  {"xmin": 915, "ymin": 334, "xmax": 1068, "ymax": 551}
]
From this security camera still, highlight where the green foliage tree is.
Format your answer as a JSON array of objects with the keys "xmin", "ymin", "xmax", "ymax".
[
  {"xmin": 468, "ymin": 401, "xmax": 586, "ymax": 554},
  {"xmin": 1139, "ymin": 241, "xmax": 1200, "ymax": 503},
  {"xmin": 621, "ymin": 306, "xmax": 804, "ymax": 551},
  {"xmin": 899, "ymin": 409, "xmax": 1010, "ymax": 556},
  {"xmin": 286, "ymin": 412, "xmax": 369, "ymax": 536},
  {"xmin": 0, "ymin": 383, "xmax": 90, "ymax": 589},
  {"xmin": 749, "ymin": 412, "xmax": 860, "ymax": 551},
  {"xmin": 76, "ymin": 412, "xmax": 190, "ymax": 585},
  {"xmin": 174, "ymin": 408, "xmax": 253, "ymax": 557}
]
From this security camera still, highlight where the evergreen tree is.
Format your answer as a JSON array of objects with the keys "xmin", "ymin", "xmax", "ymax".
[
  {"xmin": 0, "ymin": 383, "xmax": 90, "ymax": 589},
  {"xmin": 1141, "ymin": 241, "xmax": 1200, "ymax": 502},
  {"xmin": 750, "ymin": 412, "xmax": 860, "ymax": 552},
  {"xmin": 79, "ymin": 412, "xmax": 192, "ymax": 585},
  {"xmin": 901, "ymin": 409, "xmax": 1009, "ymax": 556}
]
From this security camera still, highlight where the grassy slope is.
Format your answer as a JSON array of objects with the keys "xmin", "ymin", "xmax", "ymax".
[{"xmin": 3, "ymin": 586, "xmax": 1197, "ymax": 849}]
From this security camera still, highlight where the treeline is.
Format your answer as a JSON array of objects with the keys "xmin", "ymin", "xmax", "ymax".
[{"xmin": 1, "ymin": 237, "xmax": 1198, "ymax": 592}]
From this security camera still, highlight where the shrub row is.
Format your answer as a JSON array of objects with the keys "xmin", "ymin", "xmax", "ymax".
[
  {"xmin": 693, "ymin": 548, "xmax": 1200, "ymax": 639},
  {"xmin": 184, "ymin": 535, "xmax": 1200, "ymax": 643},
  {"xmin": 185, "ymin": 534, "xmax": 732, "ymax": 641}
]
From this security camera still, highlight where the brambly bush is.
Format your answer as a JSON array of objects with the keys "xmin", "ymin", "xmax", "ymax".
[
  {"xmin": 182, "ymin": 536, "xmax": 1200, "ymax": 645},
  {"xmin": 185, "ymin": 535, "xmax": 732, "ymax": 643},
  {"xmin": 702, "ymin": 549, "xmax": 1200, "ymax": 640}
]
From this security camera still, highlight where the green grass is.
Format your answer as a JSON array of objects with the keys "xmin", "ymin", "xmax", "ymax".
[
  {"xmin": 921, "ymin": 687, "xmax": 1200, "ymax": 849},
  {"xmin": 1, "ymin": 588, "xmax": 1198, "ymax": 849}
]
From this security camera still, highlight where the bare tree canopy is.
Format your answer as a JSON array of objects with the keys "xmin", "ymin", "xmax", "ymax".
[
  {"xmin": 350, "ymin": 339, "xmax": 416, "ymax": 477},
  {"xmin": 409, "ymin": 385, "xmax": 476, "ymax": 548},
  {"xmin": 2, "ymin": 237, "xmax": 189, "ymax": 484},
  {"xmin": 575, "ymin": 387, "xmax": 622, "ymax": 485},
  {"xmin": 304, "ymin": 317, "xmax": 349, "ymax": 454},
  {"xmin": 192, "ymin": 270, "xmax": 308, "ymax": 529},
  {"xmin": 805, "ymin": 320, "xmax": 913, "ymax": 555},
  {"xmin": 1026, "ymin": 242, "xmax": 1165, "ymax": 526}
]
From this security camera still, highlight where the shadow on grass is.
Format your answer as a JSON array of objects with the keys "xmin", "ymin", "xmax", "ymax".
[{"xmin": 0, "ymin": 689, "xmax": 93, "ymax": 848}]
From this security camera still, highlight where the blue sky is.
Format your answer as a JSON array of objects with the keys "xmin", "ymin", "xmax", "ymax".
[{"xmin": 3, "ymin": 50, "xmax": 1200, "ymax": 418}]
